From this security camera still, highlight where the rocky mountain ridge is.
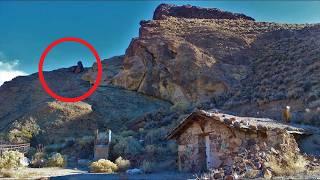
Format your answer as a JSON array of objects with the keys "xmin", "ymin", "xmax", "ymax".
[
  {"xmin": 153, "ymin": 4, "xmax": 255, "ymax": 21},
  {"xmin": 83, "ymin": 4, "xmax": 319, "ymax": 123}
]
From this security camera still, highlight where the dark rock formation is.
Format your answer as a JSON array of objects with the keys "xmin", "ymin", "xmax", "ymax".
[
  {"xmin": 153, "ymin": 4, "xmax": 255, "ymax": 21},
  {"xmin": 71, "ymin": 61, "xmax": 84, "ymax": 74}
]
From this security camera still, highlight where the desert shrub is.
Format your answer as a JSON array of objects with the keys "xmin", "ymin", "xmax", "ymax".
[
  {"xmin": 45, "ymin": 143, "xmax": 66, "ymax": 153},
  {"xmin": 30, "ymin": 152, "xmax": 47, "ymax": 168},
  {"xmin": 62, "ymin": 137, "xmax": 76, "ymax": 148},
  {"xmin": 0, "ymin": 133, "xmax": 6, "ymax": 142},
  {"xmin": 8, "ymin": 119, "xmax": 40, "ymax": 143},
  {"xmin": 145, "ymin": 144, "xmax": 169, "ymax": 159},
  {"xmin": 145, "ymin": 145, "xmax": 156, "ymax": 157},
  {"xmin": 115, "ymin": 156, "xmax": 130, "ymax": 172},
  {"xmin": 77, "ymin": 136, "xmax": 94, "ymax": 146},
  {"xmin": 301, "ymin": 109, "xmax": 320, "ymax": 125},
  {"xmin": 25, "ymin": 147, "xmax": 37, "ymax": 159},
  {"xmin": 167, "ymin": 141, "xmax": 178, "ymax": 154},
  {"xmin": 170, "ymin": 100, "xmax": 190, "ymax": 112},
  {"xmin": 265, "ymin": 152, "xmax": 307, "ymax": 176},
  {"xmin": 90, "ymin": 159, "xmax": 118, "ymax": 173},
  {"xmin": 113, "ymin": 136, "xmax": 143, "ymax": 158},
  {"xmin": 47, "ymin": 153, "xmax": 66, "ymax": 167},
  {"xmin": 0, "ymin": 151, "xmax": 25, "ymax": 169},
  {"xmin": 309, "ymin": 100, "xmax": 320, "ymax": 109},
  {"xmin": 303, "ymin": 82, "xmax": 312, "ymax": 92},
  {"xmin": 144, "ymin": 127, "xmax": 168, "ymax": 144},
  {"xmin": 141, "ymin": 160, "xmax": 156, "ymax": 173},
  {"xmin": 287, "ymin": 87, "xmax": 304, "ymax": 99}
]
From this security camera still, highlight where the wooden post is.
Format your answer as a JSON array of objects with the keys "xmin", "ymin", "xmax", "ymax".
[
  {"xmin": 178, "ymin": 151, "xmax": 182, "ymax": 171},
  {"xmin": 205, "ymin": 135, "xmax": 211, "ymax": 170},
  {"xmin": 108, "ymin": 129, "xmax": 112, "ymax": 144},
  {"xmin": 94, "ymin": 129, "xmax": 99, "ymax": 145}
]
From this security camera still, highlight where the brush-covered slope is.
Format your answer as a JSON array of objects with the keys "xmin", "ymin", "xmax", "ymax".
[
  {"xmin": 0, "ymin": 59, "xmax": 170, "ymax": 143},
  {"xmin": 226, "ymin": 26, "xmax": 320, "ymax": 121}
]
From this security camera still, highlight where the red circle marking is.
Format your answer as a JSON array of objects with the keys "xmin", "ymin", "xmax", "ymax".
[{"xmin": 38, "ymin": 37, "xmax": 103, "ymax": 103}]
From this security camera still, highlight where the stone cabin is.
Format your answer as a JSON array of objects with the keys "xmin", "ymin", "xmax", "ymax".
[{"xmin": 167, "ymin": 110, "xmax": 317, "ymax": 172}]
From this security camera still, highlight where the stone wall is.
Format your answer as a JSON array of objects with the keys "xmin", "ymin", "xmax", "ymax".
[{"xmin": 177, "ymin": 122, "xmax": 203, "ymax": 172}]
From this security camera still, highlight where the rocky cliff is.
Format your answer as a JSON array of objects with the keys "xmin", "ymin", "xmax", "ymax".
[{"xmin": 83, "ymin": 4, "xmax": 319, "ymax": 123}]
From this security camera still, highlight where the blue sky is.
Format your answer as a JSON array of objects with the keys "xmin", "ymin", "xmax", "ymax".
[{"xmin": 0, "ymin": 1, "xmax": 319, "ymax": 85}]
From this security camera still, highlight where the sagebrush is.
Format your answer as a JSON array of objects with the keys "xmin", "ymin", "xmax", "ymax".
[
  {"xmin": 0, "ymin": 151, "xmax": 25, "ymax": 169},
  {"xmin": 47, "ymin": 153, "xmax": 66, "ymax": 167},
  {"xmin": 115, "ymin": 156, "xmax": 130, "ymax": 172},
  {"xmin": 90, "ymin": 159, "xmax": 118, "ymax": 173}
]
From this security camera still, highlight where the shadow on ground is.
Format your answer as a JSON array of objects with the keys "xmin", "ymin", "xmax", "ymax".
[{"xmin": 51, "ymin": 172, "xmax": 194, "ymax": 180}]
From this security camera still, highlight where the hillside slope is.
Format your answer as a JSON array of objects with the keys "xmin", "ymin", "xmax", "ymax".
[{"xmin": 0, "ymin": 59, "xmax": 170, "ymax": 144}]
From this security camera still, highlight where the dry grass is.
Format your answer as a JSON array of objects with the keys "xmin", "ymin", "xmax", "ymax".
[
  {"xmin": 90, "ymin": 159, "xmax": 118, "ymax": 173},
  {"xmin": 265, "ymin": 152, "xmax": 308, "ymax": 176},
  {"xmin": 115, "ymin": 156, "xmax": 130, "ymax": 172},
  {"xmin": 48, "ymin": 101, "xmax": 92, "ymax": 119},
  {"xmin": 141, "ymin": 160, "xmax": 156, "ymax": 173},
  {"xmin": 0, "ymin": 168, "xmax": 41, "ymax": 178},
  {"xmin": 1, "ymin": 167, "xmax": 84, "ymax": 179}
]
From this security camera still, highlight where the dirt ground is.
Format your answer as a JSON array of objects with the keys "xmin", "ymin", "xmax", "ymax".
[
  {"xmin": 52, "ymin": 172, "xmax": 194, "ymax": 180},
  {"xmin": 2, "ymin": 168, "xmax": 320, "ymax": 180},
  {"xmin": 0, "ymin": 168, "xmax": 195, "ymax": 180},
  {"xmin": 0, "ymin": 168, "xmax": 85, "ymax": 179}
]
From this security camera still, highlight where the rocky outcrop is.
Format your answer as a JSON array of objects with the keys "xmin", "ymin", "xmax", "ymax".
[
  {"xmin": 109, "ymin": 6, "xmax": 309, "ymax": 111},
  {"xmin": 82, "ymin": 55, "xmax": 124, "ymax": 86},
  {"xmin": 153, "ymin": 4, "xmax": 255, "ymax": 21},
  {"xmin": 112, "ymin": 17, "xmax": 253, "ymax": 108},
  {"xmin": 104, "ymin": 4, "xmax": 320, "ymax": 121}
]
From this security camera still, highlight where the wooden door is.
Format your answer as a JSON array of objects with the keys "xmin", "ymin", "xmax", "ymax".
[{"xmin": 198, "ymin": 135, "xmax": 207, "ymax": 171}]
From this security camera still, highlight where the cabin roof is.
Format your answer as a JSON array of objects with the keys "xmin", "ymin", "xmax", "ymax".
[{"xmin": 167, "ymin": 109, "xmax": 319, "ymax": 139}]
